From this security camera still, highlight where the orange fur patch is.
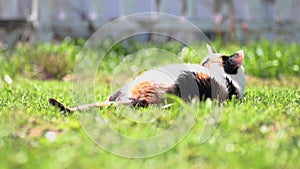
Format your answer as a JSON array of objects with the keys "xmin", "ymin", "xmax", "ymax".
[
  {"xmin": 218, "ymin": 55, "xmax": 223, "ymax": 63},
  {"xmin": 130, "ymin": 81, "xmax": 168, "ymax": 105},
  {"xmin": 196, "ymin": 72, "xmax": 210, "ymax": 80}
]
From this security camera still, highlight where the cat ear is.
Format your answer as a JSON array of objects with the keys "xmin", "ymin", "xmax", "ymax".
[
  {"xmin": 230, "ymin": 50, "xmax": 244, "ymax": 67},
  {"xmin": 206, "ymin": 44, "xmax": 216, "ymax": 54}
]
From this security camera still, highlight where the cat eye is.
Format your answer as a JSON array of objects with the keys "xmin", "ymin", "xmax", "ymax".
[{"xmin": 201, "ymin": 58, "xmax": 209, "ymax": 66}]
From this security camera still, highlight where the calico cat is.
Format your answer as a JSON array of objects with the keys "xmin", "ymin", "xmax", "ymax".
[{"xmin": 48, "ymin": 44, "xmax": 246, "ymax": 114}]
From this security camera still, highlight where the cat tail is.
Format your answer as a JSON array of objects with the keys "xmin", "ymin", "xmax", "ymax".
[{"xmin": 48, "ymin": 98, "xmax": 121, "ymax": 115}]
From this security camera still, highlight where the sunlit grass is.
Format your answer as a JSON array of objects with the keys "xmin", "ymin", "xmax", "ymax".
[
  {"xmin": 0, "ymin": 76, "xmax": 300, "ymax": 168},
  {"xmin": 0, "ymin": 39, "xmax": 300, "ymax": 168}
]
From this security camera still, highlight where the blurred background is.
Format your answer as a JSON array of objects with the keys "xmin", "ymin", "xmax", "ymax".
[
  {"xmin": 0, "ymin": 0, "xmax": 299, "ymax": 80},
  {"xmin": 1, "ymin": 2, "xmax": 300, "ymax": 169},
  {"xmin": 0, "ymin": 0, "xmax": 299, "ymax": 44}
]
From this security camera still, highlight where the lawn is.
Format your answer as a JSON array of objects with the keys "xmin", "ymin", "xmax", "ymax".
[{"xmin": 0, "ymin": 40, "xmax": 300, "ymax": 169}]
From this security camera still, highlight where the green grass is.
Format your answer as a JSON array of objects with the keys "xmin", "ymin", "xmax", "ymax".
[
  {"xmin": 1, "ymin": 38, "xmax": 300, "ymax": 80},
  {"xmin": 0, "ymin": 40, "xmax": 300, "ymax": 169},
  {"xmin": 0, "ymin": 76, "xmax": 300, "ymax": 169}
]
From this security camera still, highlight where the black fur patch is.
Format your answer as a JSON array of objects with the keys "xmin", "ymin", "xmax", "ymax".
[
  {"xmin": 171, "ymin": 71, "xmax": 212, "ymax": 101},
  {"xmin": 225, "ymin": 77, "xmax": 239, "ymax": 99},
  {"xmin": 108, "ymin": 90, "xmax": 122, "ymax": 101},
  {"xmin": 48, "ymin": 98, "xmax": 71, "ymax": 114},
  {"xmin": 222, "ymin": 55, "xmax": 239, "ymax": 74},
  {"xmin": 129, "ymin": 98, "xmax": 149, "ymax": 108}
]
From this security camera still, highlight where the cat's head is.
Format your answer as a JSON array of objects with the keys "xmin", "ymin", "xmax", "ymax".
[{"xmin": 201, "ymin": 44, "xmax": 246, "ymax": 99}]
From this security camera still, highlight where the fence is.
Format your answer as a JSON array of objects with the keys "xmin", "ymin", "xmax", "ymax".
[{"xmin": 0, "ymin": 0, "xmax": 299, "ymax": 44}]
